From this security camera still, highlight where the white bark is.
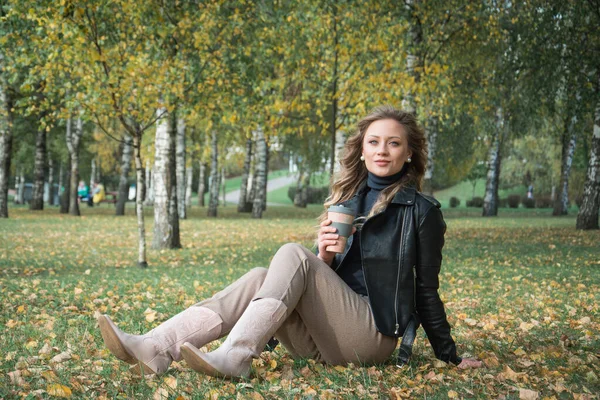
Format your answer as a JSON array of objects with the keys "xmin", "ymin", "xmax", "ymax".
[
  {"xmin": 401, "ymin": 0, "xmax": 420, "ymax": 115},
  {"xmin": 133, "ymin": 132, "xmax": 148, "ymax": 267},
  {"xmin": 47, "ymin": 158, "xmax": 54, "ymax": 206},
  {"xmin": 144, "ymin": 162, "xmax": 154, "ymax": 206},
  {"xmin": 554, "ymin": 113, "xmax": 578, "ymax": 215},
  {"xmin": 167, "ymin": 113, "xmax": 180, "ymax": 248},
  {"xmin": 176, "ymin": 117, "xmax": 186, "ymax": 219},
  {"xmin": 0, "ymin": 52, "xmax": 12, "ymax": 217},
  {"xmin": 576, "ymin": 96, "xmax": 600, "ymax": 230},
  {"xmin": 152, "ymin": 106, "xmax": 176, "ymax": 249},
  {"xmin": 116, "ymin": 134, "xmax": 133, "ymax": 215},
  {"xmin": 208, "ymin": 131, "xmax": 219, "ymax": 217},
  {"xmin": 252, "ymin": 127, "xmax": 267, "ymax": 219},
  {"xmin": 16, "ymin": 168, "xmax": 24, "ymax": 204},
  {"xmin": 30, "ymin": 126, "xmax": 47, "ymax": 210},
  {"xmin": 423, "ymin": 116, "xmax": 437, "ymax": 194},
  {"xmin": 66, "ymin": 116, "xmax": 83, "ymax": 216},
  {"xmin": 238, "ymin": 138, "xmax": 253, "ymax": 212},
  {"xmin": 483, "ymin": 107, "xmax": 504, "ymax": 217},
  {"xmin": 90, "ymin": 158, "xmax": 96, "ymax": 189},
  {"xmin": 185, "ymin": 166, "xmax": 193, "ymax": 208},
  {"xmin": 221, "ymin": 167, "xmax": 226, "ymax": 207},
  {"xmin": 198, "ymin": 161, "xmax": 206, "ymax": 207}
]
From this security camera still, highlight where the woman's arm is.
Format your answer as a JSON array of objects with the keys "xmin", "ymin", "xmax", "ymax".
[{"xmin": 415, "ymin": 206, "xmax": 462, "ymax": 365}]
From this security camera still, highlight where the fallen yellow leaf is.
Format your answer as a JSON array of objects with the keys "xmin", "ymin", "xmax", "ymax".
[
  {"xmin": 519, "ymin": 388, "xmax": 539, "ymax": 400},
  {"xmin": 47, "ymin": 383, "xmax": 72, "ymax": 398},
  {"xmin": 448, "ymin": 390, "xmax": 459, "ymax": 398}
]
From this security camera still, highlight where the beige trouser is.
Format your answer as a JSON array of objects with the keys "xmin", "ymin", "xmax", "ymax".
[{"xmin": 196, "ymin": 243, "xmax": 397, "ymax": 365}]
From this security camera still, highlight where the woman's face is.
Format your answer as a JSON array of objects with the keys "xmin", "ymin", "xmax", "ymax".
[{"xmin": 361, "ymin": 119, "xmax": 412, "ymax": 177}]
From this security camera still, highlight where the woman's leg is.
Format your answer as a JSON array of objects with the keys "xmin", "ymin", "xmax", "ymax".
[
  {"xmin": 181, "ymin": 243, "xmax": 396, "ymax": 377},
  {"xmin": 275, "ymin": 310, "xmax": 320, "ymax": 361},
  {"xmin": 98, "ymin": 267, "xmax": 268, "ymax": 375}
]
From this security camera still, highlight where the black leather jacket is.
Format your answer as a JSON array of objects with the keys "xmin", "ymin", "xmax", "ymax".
[{"xmin": 332, "ymin": 183, "xmax": 460, "ymax": 364}]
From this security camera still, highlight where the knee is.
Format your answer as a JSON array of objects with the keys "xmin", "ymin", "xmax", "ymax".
[
  {"xmin": 276, "ymin": 243, "xmax": 308, "ymax": 258},
  {"xmin": 249, "ymin": 267, "xmax": 268, "ymax": 280}
]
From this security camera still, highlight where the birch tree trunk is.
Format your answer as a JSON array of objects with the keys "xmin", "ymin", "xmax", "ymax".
[
  {"xmin": 144, "ymin": 163, "xmax": 155, "ymax": 206},
  {"xmin": 262, "ymin": 142, "xmax": 269, "ymax": 211},
  {"xmin": 66, "ymin": 116, "xmax": 83, "ymax": 216},
  {"xmin": 16, "ymin": 169, "xmax": 24, "ymax": 204},
  {"xmin": 401, "ymin": 0, "xmax": 421, "ymax": 115},
  {"xmin": 116, "ymin": 134, "xmax": 133, "ymax": 216},
  {"xmin": 132, "ymin": 132, "xmax": 148, "ymax": 267},
  {"xmin": 144, "ymin": 160, "xmax": 151, "ymax": 203},
  {"xmin": 576, "ymin": 98, "xmax": 600, "ymax": 230},
  {"xmin": 176, "ymin": 117, "xmax": 186, "ymax": 219},
  {"xmin": 208, "ymin": 131, "xmax": 219, "ymax": 217},
  {"xmin": 153, "ymin": 107, "xmax": 180, "ymax": 249},
  {"xmin": 30, "ymin": 127, "xmax": 47, "ymax": 210},
  {"xmin": 221, "ymin": 167, "xmax": 226, "ymax": 207},
  {"xmin": 47, "ymin": 158, "xmax": 54, "ymax": 206},
  {"xmin": 252, "ymin": 128, "xmax": 267, "ymax": 219},
  {"xmin": 0, "ymin": 73, "xmax": 13, "ymax": 218},
  {"xmin": 248, "ymin": 160, "xmax": 258, "ymax": 208},
  {"xmin": 198, "ymin": 161, "xmax": 206, "ymax": 207},
  {"xmin": 167, "ymin": 113, "xmax": 181, "ymax": 248},
  {"xmin": 423, "ymin": 117, "xmax": 437, "ymax": 195},
  {"xmin": 329, "ymin": 4, "xmax": 339, "ymax": 178},
  {"xmin": 90, "ymin": 158, "xmax": 96, "ymax": 190},
  {"xmin": 483, "ymin": 107, "xmax": 505, "ymax": 217},
  {"xmin": 185, "ymin": 166, "xmax": 193, "ymax": 208},
  {"xmin": 553, "ymin": 113, "xmax": 577, "ymax": 215},
  {"xmin": 238, "ymin": 138, "xmax": 253, "ymax": 212}
]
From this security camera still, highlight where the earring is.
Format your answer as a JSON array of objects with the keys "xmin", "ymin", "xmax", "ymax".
[
  {"xmin": 407, "ymin": 157, "xmax": 412, "ymax": 163},
  {"xmin": 360, "ymin": 155, "xmax": 365, "ymax": 161}
]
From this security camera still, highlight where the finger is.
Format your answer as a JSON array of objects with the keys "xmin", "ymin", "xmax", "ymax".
[
  {"xmin": 320, "ymin": 219, "xmax": 332, "ymax": 226},
  {"xmin": 319, "ymin": 227, "xmax": 338, "ymax": 235},
  {"xmin": 322, "ymin": 233, "xmax": 340, "ymax": 240},
  {"xmin": 320, "ymin": 240, "xmax": 337, "ymax": 247}
]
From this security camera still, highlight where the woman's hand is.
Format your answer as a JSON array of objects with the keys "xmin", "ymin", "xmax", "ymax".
[
  {"xmin": 457, "ymin": 358, "xmax": 483, "ymax": 369},
  {"xmin": 317, "ymin": 219, "xmax": 339, "ymax": 266}
]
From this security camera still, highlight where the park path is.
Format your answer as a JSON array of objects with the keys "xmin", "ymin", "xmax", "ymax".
[{"xmin": 225, "ymin": 174, "xmax": 296, "ymax": 206}]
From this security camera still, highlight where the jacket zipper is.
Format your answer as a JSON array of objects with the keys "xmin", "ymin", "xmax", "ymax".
[
  {"xmin": 413, "ymin": 264, "xmax": 417, "ymax": 308},
  {"xmin": 394, "ymin": 210, "xmax": 410, "ymax": 335}
]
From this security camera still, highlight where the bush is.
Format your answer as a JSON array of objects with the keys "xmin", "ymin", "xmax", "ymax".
[
  {"xmin": 466, "ymin": 197, "xmax": 484, "ymax": 208},
  {"xmin": 535, "ymin": 196, "xmax": 552, "ymax": 208},
  {"xmin": 449, "ymin": 197, "xmax": 460, "ymax": 208},
  {"xmin": 288, "ymin": 185, "xmax": 329, "ymax": 205},
  {"xmin": 521, "ymin": 196, "xmax": 535, "ymax": 208},
  {"xmin": 507, "ymin": 194, "xmax": 520, "ymax": 208},
  {"xmin": 498, "ymin": 198, "xmax": 508, "ymax": 208}
]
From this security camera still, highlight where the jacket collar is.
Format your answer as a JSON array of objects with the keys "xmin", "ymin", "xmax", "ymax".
[
  {"xmin": 391, "ymin": 186, "xmax": 416, "ymax": 205},
  {"xmin": 337, "ymin": 181, "xmax": 416, "ymax": 209}
]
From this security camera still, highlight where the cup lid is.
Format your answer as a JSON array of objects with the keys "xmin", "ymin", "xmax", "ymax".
[{"xmin": 327, "ymin": 205, "xmax": 356, "ymax": 216}]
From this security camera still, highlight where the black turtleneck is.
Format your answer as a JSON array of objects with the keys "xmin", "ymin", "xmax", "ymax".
[{"xmin": 336, "ymin": 169, "xmax": 405, "ymax": 296}]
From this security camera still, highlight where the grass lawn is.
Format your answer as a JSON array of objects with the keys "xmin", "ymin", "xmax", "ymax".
[{"xmin": 1, "ymin": 205, "xmax": 598, "ymax": 399}]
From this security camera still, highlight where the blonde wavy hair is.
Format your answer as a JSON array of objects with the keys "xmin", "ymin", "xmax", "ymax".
[{"xmin": 318, "ymin": 105, "xmax": 428, "ymax": 225}]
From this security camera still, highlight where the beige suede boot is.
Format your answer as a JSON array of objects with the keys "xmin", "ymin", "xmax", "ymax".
[
  {"xmin": 98, "ymin": 306, "xmax": 222, "ymax": 375},
  {"xmin": 181, "ymin": 298, "xmax": 287, "ymax": 378}
]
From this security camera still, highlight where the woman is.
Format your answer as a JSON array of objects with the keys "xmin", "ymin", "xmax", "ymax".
[{"xmin": 98, "ymin": 105, "xmax": 482, "ymax": 378}]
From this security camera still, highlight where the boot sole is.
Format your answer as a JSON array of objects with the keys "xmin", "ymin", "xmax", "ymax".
[
  {"xmin": 97, "ymin": 315, "xmax": 137, "ymax": 365},
  {"xmin": 129, "ymin": 361, "xmax": 159, "ymax": 376},
  {"xmin": 181, "ymin": 343, "xmax": 227, "ymax": 378}
]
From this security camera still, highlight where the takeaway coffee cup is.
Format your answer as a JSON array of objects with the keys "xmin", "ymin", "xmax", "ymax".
[{"xmin": 326, "ymin": 205, "xmax": 356, "ymax": 253}]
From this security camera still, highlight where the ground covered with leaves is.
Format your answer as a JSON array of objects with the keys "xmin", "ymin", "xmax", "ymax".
[{"xmin": 1, "ymin": 206, "xmax": 599, "ymax": 399}]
